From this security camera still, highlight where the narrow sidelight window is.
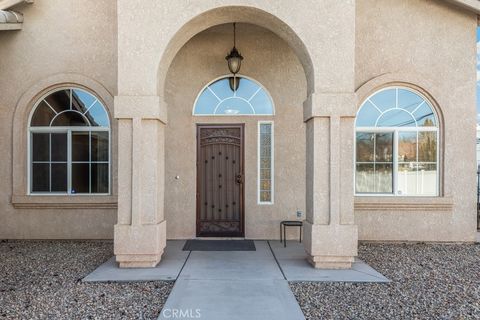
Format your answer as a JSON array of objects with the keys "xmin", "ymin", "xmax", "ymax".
[
  {"xmin": 29, "ymin": 88, "xmax": 110, "ymax": 194},
  {"xmin": 258, "ymin": 121, "xmax": 274, "ymax": 204},
  {"xmin": 355, "ymin": 87, "xmax": 439, "ymax": 196}
]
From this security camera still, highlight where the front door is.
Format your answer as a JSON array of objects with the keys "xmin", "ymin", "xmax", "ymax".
[{"xmin": 196, "ymin": 124, "xmax": 244, "ymax": 237}]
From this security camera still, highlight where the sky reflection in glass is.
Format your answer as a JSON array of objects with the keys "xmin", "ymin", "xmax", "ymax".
[
  {"xmin": 356, "ymin": 88, "xmax": 437, "ymax": 128},
  {"xmin": 193, "ymin": 77, "xmax": 274, "ymax": 115}
]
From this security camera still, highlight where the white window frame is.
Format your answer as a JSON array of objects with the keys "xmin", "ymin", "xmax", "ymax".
[
  {"xmin": 354, "ymin": 87, "xmax": 439, "ymax": 197},
  {"xmin": 258, "ymin": 121, "xmax": 274, "ymax": 204},
  {"xmin": 27, "ymin": 88, "xmax": 111, "ymax": 196}
]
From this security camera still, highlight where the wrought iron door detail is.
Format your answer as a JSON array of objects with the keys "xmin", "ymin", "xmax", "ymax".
[{"xmin": 197, "ymin": 125, "xmax": 244, "ymax": 237}]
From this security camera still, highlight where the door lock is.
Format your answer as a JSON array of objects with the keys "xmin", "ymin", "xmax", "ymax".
[{"xmin": 236, "ymin": 174, "xmax": 243, "ymax": 184}]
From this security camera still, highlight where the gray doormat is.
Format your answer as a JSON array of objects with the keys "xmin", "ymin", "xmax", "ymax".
[{"xmin": 182, "ymin": 240, "xmax": 256, "ymax": 251}]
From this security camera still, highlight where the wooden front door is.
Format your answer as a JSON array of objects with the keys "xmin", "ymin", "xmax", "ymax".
[{"xmin": 196, "ymin": 124, "xmax": 244, "ymax": 237}]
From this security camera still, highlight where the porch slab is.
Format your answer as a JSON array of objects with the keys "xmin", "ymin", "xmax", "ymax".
[
  {"xmin": 179, "ymin": 241, "xmax": 284, "ymax": 280},
  {"xmin": 82, "ymin": 240, "xmax": 189, "ymax": 282},
  {"xmin": 158, "ymin": 279, "xmax": 304, "ymax": 320},
  {"xmin": 269, "ymin": 240, "xmax": 390, "ymax": 283}
]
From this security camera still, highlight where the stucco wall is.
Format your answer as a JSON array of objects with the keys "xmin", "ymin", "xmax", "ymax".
[
  {"xmin": 0, "ymin": 0, "xmax": 117, "ymax": 239},
  {"xmin": 0, "ymin": 0, "xmax": 477, "ymax": 242},
  {"xmin": 354, "ymin": 0, "xmax": 478, "ymax": 241},
  {"xmin": 164, "ymin": 24, "xmax": 307, "ymax": 239}
]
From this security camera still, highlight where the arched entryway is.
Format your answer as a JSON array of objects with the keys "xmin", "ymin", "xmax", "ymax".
[
  {"xmin": 113, "ymin": 2, "xmax": 358, "ymax": 269},
  {"xmin": 163, "ymin": 23, "xmax": 307, "ymax": 239}
]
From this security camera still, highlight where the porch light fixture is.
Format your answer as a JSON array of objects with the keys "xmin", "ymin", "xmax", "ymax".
[{"xmin": 225, "ymin": 22, "xmax": 243, "ymax": 91}]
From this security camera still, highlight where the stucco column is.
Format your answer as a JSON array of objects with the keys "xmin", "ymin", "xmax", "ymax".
[
  {"xmin": 303, "ymin": 93, "xmax": 358, "ymax": 269},
  {"xmin": 113, "ymin": 95, "xmax": 167, "ymax": 268}
]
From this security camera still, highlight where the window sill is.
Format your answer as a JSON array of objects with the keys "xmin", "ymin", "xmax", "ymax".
[
  {"xmin": 354, "ymin": 196, "xmax": 453, "ymax": 212},
  {"xmin": 11, "ymin": 195, "xmax": 118, "ymax": 209}
]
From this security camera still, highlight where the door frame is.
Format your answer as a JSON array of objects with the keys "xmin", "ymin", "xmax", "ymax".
[{"xmin": 196, "ymin": 123, "xmax": 245, "ymax": 237}]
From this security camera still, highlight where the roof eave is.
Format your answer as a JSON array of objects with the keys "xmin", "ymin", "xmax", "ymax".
[
  {"xmin": 0, "ymin": 21, "xmax": 21, "ymax": 30},
  {"xmin": 444, "ymin": 0, "xmax": 480, "ymax": 15},
  {"xmin": 0, "ymin": 0, "xmax": 33, "ymax": 10}
]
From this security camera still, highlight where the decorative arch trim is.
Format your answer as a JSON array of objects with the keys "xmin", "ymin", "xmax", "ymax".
[{"xmin": 156, "ymin": 5, "xmax": 315, "ymax": 99}]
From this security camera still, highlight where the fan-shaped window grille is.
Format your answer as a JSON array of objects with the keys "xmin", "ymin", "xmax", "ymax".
[
  {"xmin": 29, "ymin": 88, "xmax": 110, "ymax": 194},
  {"xmin": 193, "ymin": 76, "xmax": 274, "ymax": 116},
  {"xmin": 355, "ymin": 87, "xmax": 439, "ymax": 196}
]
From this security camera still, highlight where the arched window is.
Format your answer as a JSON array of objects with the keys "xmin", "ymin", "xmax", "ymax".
[
  {"xmin": 355, "ymin": 87, "xmax": 438, "ymax": 196},
  {"xmin": 193, "ymin": 76, "xmax": 274, "ymax": 115},
  {"xmin": 29, "ymin": 88, "xmax": 110, "ymax": 194}
]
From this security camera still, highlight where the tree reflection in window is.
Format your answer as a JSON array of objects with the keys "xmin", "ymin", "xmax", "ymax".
[{"xmin": 355, "ymin": 87, "xmax": 438, "ymax": 196}]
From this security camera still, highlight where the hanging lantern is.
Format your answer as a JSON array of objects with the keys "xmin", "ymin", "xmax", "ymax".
[{"xmin": 225, "ymin": 23, "xmax": 244, "ymax": 80}]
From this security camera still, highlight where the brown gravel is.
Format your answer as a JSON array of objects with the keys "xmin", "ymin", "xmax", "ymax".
[
  {"xmin": 0, "ymin": 240, "xmax": 174, "ymax": 320},
  {"xmin": 3, "ymin": 240, "xmax": 480, "ymax": 320},
  {"xmin": 290, "ymin": 242, "xmax": 480, "ymax": 320}
]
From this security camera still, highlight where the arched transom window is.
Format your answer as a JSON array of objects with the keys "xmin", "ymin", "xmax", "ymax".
[
  {"xmin": 193, "ymin": 76, "xmax": 274, "ymax": 115},
  {"xmin": 29, "ymin": 88, "xmax": 110, "ymax": 194},
  {"xmin": 355, "ymin": 87, "xmax": 439, "ymax": 196}
]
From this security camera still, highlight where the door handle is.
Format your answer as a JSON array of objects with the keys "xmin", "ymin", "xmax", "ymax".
[{"xmin": 236, "ymin": 174, "xmax": 243, "ymax": 184}]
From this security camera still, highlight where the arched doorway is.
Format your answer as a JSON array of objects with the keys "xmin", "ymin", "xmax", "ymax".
[
  {"xmin": 163, "ymin": 23, "xmax": 306, "ymax": 239},
  {"xmin": 114, "ymin": 3, "xmax": 358, "ymax": 269}
]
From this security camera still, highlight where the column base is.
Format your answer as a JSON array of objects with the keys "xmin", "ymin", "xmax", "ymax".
[
  {"xmin": 303, "ymin": 221, "xmax": 358, "ymax": 269},
  {"xmin": 307, "ymin": 254, "xmax": 354, "ymax": 269},
  {"xmin": 114, "ymin": 220, "xmax": 167, "ymax": 268},
  {"xmin": 116, "ymin": 253, "xmax": 163, "ymax": 268}
]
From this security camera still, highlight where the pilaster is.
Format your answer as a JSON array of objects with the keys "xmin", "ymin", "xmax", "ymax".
[
  {"xmin": 304, "ymin": 92, "xmax": 358, "ymax": 269},
  {"xmin": 113, "ymin": 95, "xmax": 167, "ymax": 268}
]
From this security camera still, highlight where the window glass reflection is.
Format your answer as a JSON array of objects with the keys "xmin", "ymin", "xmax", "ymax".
[
  {"xmin": 355, "ymin": 87, "xmax": 438, "ymax": 196},
  {"xmin": 30, "ymin": 88, "xmax": 110, "ymax": 194},
  {"xmin": 356, "ymin": 101, "xmax": 380, "ymax": 127},
  {"xmin": 194, "ymin": 77, "xmax": 274, "ymax": 115},
  {"xmin": 31, "ymin": 88, "xmax": 109, "ymax": 128},
  {"xmin": 369, "ymin": 89, "xmax": 395, "ymax": 112},
  {"xmin": 377, "ymin": 109, "xmax": 416, "ymax": 127},
  {"xmin": 418, "ymin": 132, "xmax": 437, "ymax": 162},
  {"xmin": 398, "ymin": 132, "xmax": 417, "ymax": 162},
  {"xmin": 355, "ymin": 132, "xmax": 393, "ymax": 194}
]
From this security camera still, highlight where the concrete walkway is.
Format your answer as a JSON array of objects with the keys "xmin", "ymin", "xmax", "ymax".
[
  {"xmin": 83, "ymin": 240, "xmax": 389, "ymax": 319},
  {"xmin": 158, "ymin": 241, "xmax": 304, "ymax": 320}
]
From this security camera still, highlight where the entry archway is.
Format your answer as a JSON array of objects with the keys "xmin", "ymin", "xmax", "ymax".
[{"xmin": 114, "ymin": 2, "xmax": 358, "ymax": 269}]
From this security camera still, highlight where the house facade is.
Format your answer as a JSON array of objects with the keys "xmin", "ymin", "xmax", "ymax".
[{"xmin": 0, "ymin": 0, "xmax": 478, "ymax": 269}]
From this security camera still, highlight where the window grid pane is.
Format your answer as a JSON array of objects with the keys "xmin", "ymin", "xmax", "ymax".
[
  {"xmin": 355, "ymin": 132, "xmax": 393, "ymax": 194},
  {"xmin": 31, "ymin": 130, "xmax": 109, "ymax": 194},
  {"xmin": 31, "ymin": 133, "xmax": 69, "ymax": 193},
  {"xmin": 356, "ymin": 129, "xmax": 438, "ymax": 196},
  {"xmin": 258, "ymin": 123, "xmax": 273, "ymax": 203}
]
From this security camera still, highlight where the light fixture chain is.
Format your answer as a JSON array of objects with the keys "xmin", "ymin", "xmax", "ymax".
[{"xmin": 233, "ymin": 22, "xmax": 236, "ymax": 47}]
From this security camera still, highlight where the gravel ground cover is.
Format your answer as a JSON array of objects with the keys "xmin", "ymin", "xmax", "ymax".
[
  {"xmin": 0, "ymin": 240, "xmax": 173, "ymax": 320},
  {"xmin": 291, "ymin": 242, "xmax": 480, "ymax": 319}
]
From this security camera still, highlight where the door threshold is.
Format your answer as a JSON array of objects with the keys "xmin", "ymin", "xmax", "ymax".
[{"xmin": 195, "ymin": 237, "xmax": 246, "ymax": 240}]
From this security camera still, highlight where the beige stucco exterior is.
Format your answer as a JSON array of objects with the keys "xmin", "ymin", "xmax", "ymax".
[
  {"xmin": 355, "ymin": 0, "xmax": 478, "ymax": 242},
  {"xmin": 0, "ymin": 0, "xmax": 117, "ymax": 239},
  {"xmin": 0, "ymin": 0, "xmax": 478, "ymax": 268}
]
